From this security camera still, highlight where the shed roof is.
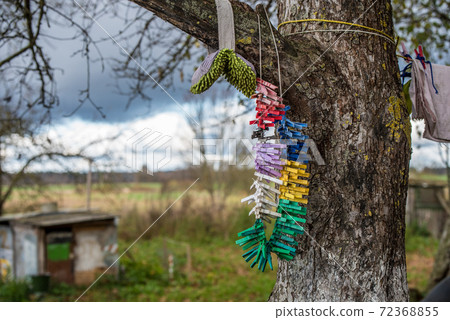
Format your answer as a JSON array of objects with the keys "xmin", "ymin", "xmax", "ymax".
[{"xmin": 0, "ymin": 209, "xmax": 117, "ymax": 227}]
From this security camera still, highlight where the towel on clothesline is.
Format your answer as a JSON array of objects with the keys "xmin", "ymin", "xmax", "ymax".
[{"xmin": 409, "ymin": 59, "xmax": 450, "ymax": 143}]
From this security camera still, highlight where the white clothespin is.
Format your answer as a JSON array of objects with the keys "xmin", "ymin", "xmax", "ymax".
[
  {"xmin": 259, "ymin": 208, "xmax": 282, "ymax": 218},
  {"xmin": 255, "ymin": 172, "xmax": 283, "ymax": 185}
]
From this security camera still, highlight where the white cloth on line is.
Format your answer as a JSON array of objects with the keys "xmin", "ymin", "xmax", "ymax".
[{"xmin": 409, "ymin": 59, "xmax": 450, "ymax": 143}]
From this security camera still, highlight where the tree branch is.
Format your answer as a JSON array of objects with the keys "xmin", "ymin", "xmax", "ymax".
[
  {"xmin": 0, "ymin": 44, "xmax": 33, "ymax": 68},
  {"xmin": 0, "ymin": 151, "xmax": 91, "ymax": 208},
  {"xmin": 130, "ymin": 0, "xmax": 334, "ymax": 111}
]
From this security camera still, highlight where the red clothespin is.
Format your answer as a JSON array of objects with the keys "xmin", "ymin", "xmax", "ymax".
[
  {"xmin": 258, "ymin": 97, "xmax": 272, "ymax": 106},
  {"xmin": 251, "ymin": 93, "xmax": 263, "ymax": 100},
  {"xmin": 256, "ymin": 106, "xmax": 267, "ymax": 112},
  {"xmin": 256, "ymin": 83, "xmax": 270, "ymax": 96},
  {"xmin": 256, "ymin": 78, "xmax": 278, "ymax": 90},
  {"xmin": 414, "ymin": 45, "xmax": 426, "ymax": 69}
]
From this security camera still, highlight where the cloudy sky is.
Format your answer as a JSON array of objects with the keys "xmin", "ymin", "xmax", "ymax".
[{"xmin": 3, "ymin": 1, "xmax": 446, "ymax": 174}]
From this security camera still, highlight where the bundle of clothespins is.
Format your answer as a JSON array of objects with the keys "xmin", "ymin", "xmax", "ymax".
[
  {"xmin": 188, "ymin": 0, "xmax": 311, "ymax": 271},
  {"xmin": 250, "ymin": 79, "xmax": 285, "ymax": 130},
  {"xmin": 399, "ymin": 44, "xmax": 450, "ymax": 143},
  {"xmin": 236, "ymin": 78, "xmax": 310, "ymax": 271}
]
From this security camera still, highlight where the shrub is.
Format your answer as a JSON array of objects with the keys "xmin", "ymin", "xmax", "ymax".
[{"xmin": 0, "ymin": 279, "xmax": 31, "ymax": 302}]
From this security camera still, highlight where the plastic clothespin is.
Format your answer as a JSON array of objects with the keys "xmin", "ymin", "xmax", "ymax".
[
  {"xmin": 400, "ymin": 42, "xmax": 412, "ymax": 62},
  {"xmin": 414, "ymin": 45, "xmax": 426, "ymax": 69},
  {"xmin": 257, "ymin": 78, "xmax": 278, "ymax": 90},
  {"xmin": 400, "ymin": 42, "xmax": 408, "ymax": 56}
]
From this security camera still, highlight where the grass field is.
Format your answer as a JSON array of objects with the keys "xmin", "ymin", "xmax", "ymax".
[
  {"xmin": 0, "ymin": 180, "xmax": 443, "ymax": 301},
  {"xmin": 0, "ymin": 237, "xmax": 278, "ymax": 302},
  {"xmin": 47, "ymin": 238, "xmax": 277, "ymax": 302},
  {"xmin": 405, "ymin": 223, "xmax": 439, "ymax": 299},
  {"xmin": 409, "ymin": 172, "xmax": 448, "ymax": 183},
  {"xmin": 0, "ymin": 228, "xmax": 437, "ymax": 302}
]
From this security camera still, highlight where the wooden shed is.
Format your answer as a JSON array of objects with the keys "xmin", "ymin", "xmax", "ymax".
[
  {"xmin": 0, "ymin": 206, "xmax": 119, "ymax": 285},
  {"xmin": 406, "ymin": 180, "xmax": 449, "ymax": 238}
]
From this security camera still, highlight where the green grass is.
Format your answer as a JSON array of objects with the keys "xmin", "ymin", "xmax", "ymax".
[
  {"xmin": 1, "ymin": 224, "xmax": 441, "ymax": 302},
  {"xmin": 405, "ymin": 222, "xmax": 440, "ymax": 299},
  {"xmin": 1, "ymin": 237, "xmax": 277, "ymax": 302},
  {"xmin": 0, "ymin": 279, "xmax": 31, "ymax": 302},
  {"xmin": 1, "ymin": 180, "xmax": 443, "ymax": 301},
  {"xmin": 409, "ymin": 173, "xmax": 448, "ymax": 183},
  {"xmin": 122, "ymin": 191, "xmax": 181, "ymax": 201},
  {"xmin": 3, "ymin": 181, "xmax": 165, "ymax": 214},
  {"xmin": 5, "ymin": 182, "xmax": 162, "ymax": 191},
  {"xmin": 405, "ymin": 222, "xmax": 439, "ymax": 257},
  {"xmin": 52, "ymin": 238, "xmax": 276, "ymax": 302}
]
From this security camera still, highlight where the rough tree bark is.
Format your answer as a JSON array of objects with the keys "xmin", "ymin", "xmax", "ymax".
[{"xmin": 132, "ymin": 0, "xmax": 411, "ymax": 301}]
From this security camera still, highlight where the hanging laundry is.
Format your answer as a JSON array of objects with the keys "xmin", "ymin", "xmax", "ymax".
[{"xmin": 409, "ymin": 59, "xmax": 450, "ymax": 143}]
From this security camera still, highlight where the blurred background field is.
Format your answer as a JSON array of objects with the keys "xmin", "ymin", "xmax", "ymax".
[{"xmin": 0, "ymin": 169, "xmax": 446, "ymax": 302}]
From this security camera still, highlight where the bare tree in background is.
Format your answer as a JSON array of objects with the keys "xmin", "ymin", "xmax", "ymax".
[
  {"xmin": 0, "ymin": 105, "xmax": 120, "ymax": 215},
  {"xmin": 392, "ymin": 0, "xmax": 449, "ymax": 62},
  {"xmin": 427, "ymin": 143, "xmax": 450, "ymax": 291},
  {"xmin": 0, "ymin": 0, "xmax": 275, "ymax": 121},
  {"xmin": 182, "ymin": 89, "xmax": 253, "ymax": 229}
]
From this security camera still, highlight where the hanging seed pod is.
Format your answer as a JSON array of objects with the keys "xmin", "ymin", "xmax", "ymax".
[{"xmin": 190, "ymin": 49, "xmax": 256, "ymax": 98}]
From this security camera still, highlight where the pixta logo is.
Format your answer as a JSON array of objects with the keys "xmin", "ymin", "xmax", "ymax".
[
  {"xmin": 126, "ymin": 128, "xmax": 172, "ymax": 175},
  {"xmin": 192, "ymin": 138, "xmax": 325, "ymax": 166}
]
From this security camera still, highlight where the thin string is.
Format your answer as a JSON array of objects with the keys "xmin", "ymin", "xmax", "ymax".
[
  {"xmin": 285, "ymin": 28, "xmax": 396, "ymax": 45},
  {"xmin": 278, "ymin": 18, "xmax": 395, "ymax": 43},
  {"xmin": 257, "ymin": 13, "xmax": 262, "ymax": 78},
  {"xmin": 416, "ymin": 57, "xmax": 439, "ymax": 94},
  {"xmin": 263, "ymin": 6, "xmax": 282, "ymax": 95}
]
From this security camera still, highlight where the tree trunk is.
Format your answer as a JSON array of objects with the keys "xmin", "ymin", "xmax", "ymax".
[{"xmin": 132, "ymin": 0, "xmax": 411, "ymax": 301}]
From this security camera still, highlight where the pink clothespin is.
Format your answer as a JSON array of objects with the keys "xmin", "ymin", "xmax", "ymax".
[
  {"xmin": 251, "ymin": 93, "xmax": 264, "ymax": 100},
  {"xmin": 256, "ymin": 83, "xmax": 269, "ymax": 96},
  {"xmin": 256, "ymin": 78, "xmax": 278, "ymax": 90},
  {"xmin": 400, "ymin": 42, "xmax": 412, "ymax": 62},
  {"xmin": 400, "ymin": 42, "xmax": 407, "ymax": 55}
]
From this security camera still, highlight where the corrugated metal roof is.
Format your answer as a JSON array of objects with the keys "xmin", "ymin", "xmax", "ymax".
[{"xmin": 0, "ymin": 209, "xmax": 117, "ymax": 227}]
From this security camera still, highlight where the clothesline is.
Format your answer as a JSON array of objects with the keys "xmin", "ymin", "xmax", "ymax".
[
  {"xmin": 284, "ymin": 29, "xmax": 396, "ymax": 45},
  {"xmin": 278, "ymin": 18, "xmax": 396, "ymax": 43}
]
